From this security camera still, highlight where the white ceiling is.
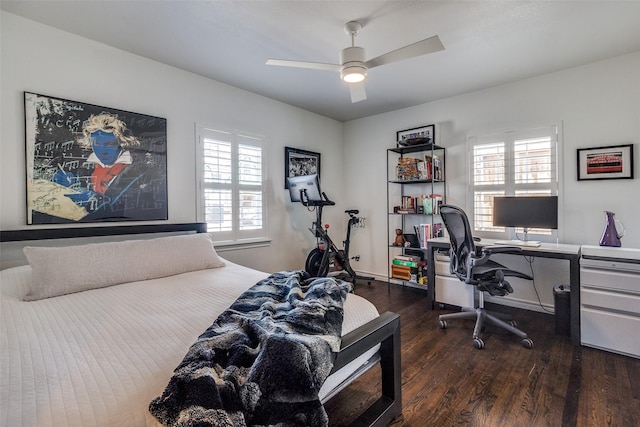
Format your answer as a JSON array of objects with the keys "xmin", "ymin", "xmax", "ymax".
[{"xmin": 2, "ymin": 1, "xmax": 640, "ymax": 122}]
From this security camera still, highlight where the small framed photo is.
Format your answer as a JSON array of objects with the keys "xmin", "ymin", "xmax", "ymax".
[
  {"xmin": 397, "ymin": 124, "xmax": 435, "ymax": 147},
  {"xmin": 284, "ymin": 147, "xmax": 320, "ymax": 188},
  {"xmin": 577, "ymin": 144, "xmax": 634, "ymax": 181}
]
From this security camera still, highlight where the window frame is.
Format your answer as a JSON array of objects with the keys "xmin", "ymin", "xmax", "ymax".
[
  {"xmin": 196, "ymin": 125, "xmax": 269, "ymax": 248},
  {"xmin": 467, "ymin": 124, "xmax": 562, "ymax": 242}
]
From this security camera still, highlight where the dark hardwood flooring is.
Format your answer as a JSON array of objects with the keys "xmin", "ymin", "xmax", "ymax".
[{"xmin": 324, "ymin": 281, "xmax": 640, "ymax": 426}]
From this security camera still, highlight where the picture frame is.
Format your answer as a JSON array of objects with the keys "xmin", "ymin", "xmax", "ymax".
[
  {"xmin": 577, "ymin": 144, "xmax": 634, "ymax": 181},
  {"xmin": 397, "ymin": 124, "xmax": 435, "ymax": 147},
  {"xmin": 284, "ymin": 147, "xmax": 321, "ymax": 188},
  {"xmin": 24, "ymin": 92, "xmax": 168, "ymax": 224}
]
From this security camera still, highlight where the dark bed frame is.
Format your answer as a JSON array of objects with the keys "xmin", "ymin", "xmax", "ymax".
[{"xmin": 0, "ymin": 222, "xmax": 402, "ymax": 427}]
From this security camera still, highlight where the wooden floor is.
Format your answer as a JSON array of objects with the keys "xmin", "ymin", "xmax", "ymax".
[{"xmin": 324, "ymin": 281, "xmax": 640, "ymax": 426}]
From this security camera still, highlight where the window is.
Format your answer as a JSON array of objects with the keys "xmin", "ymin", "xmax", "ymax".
[
  {"xmin": 469, "ymin": 125, "xmax": 558, "ymax": 238},
  {"xmin": 197, "ymin": 126, "xmax": 267, "ymax": 245}
]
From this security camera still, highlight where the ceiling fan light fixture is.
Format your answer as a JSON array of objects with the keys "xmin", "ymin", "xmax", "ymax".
[
  {"xmin": 341, "ymin": 66, "xmax": 367, "ymax": 83},
  {"xmin": 266, "ymin": 19, "xmax": 443, "ymax": 103},
  {"xmin": 340, "ymin": 46, "xmax": 367, "ymax": 83}
]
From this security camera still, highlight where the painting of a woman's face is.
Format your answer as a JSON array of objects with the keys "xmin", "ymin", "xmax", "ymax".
[{"xmin": 91, "ymin": 129, "xmax": 122, "ymax": 165}]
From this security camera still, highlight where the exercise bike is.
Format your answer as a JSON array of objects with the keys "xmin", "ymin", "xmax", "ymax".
[{"xmin": 298, "ymin": 189, "xmax": 373, "ymax": 286}]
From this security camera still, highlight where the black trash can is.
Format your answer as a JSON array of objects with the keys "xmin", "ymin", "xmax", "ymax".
[{"xmin": 553, "ymin": 285, "xmax": 571, "ymax": 336}]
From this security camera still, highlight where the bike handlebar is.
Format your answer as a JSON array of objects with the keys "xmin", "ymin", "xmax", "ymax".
[{"xmin": 301, "ymin": 190, "xmax": 335, "ymax": 207}]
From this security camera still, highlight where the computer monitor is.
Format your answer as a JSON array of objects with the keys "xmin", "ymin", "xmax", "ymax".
[
  {"xmin": 493, "ymin": 196, "xmax": 558, "ymax": 239},
  {"xmin": 287, "ymin": 174, "xmax": 322, "ymax": 203}
]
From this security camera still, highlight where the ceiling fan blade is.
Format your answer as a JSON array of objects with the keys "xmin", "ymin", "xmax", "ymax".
[
  {"xmin": 349, "ymin": 82, "xmax": 367, "ymax": 103},
  {"xmin": 364, "ymin": 35, "xmax": 444, "ymax": 69},
  {"xmin": 266, "ymin": 59, "xmax": 341, "ymax": 72}
]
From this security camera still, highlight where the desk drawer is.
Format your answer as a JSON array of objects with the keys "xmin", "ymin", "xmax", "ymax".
[
  {"xmin": 581, "ymin": 287, "xmax": 640, "ymax": 315},
  {"xmin": 581, "ymin": 267, "xmax": 640, "ymax": 294},
  {"xmin": 435, "ymin": 276, "xmax": 475, "ymax": 308},
  {"xmin": 435, "ymin": 260, "xmax": 453, "ymax": 276},
  {"xmin": 581, "ymin": 307, "xmax": 640, "ymax": 358}
]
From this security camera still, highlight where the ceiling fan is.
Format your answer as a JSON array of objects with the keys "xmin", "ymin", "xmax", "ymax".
[{"xmin": 266, "ymin": 21, "xmax": 444, "ymax": 103}]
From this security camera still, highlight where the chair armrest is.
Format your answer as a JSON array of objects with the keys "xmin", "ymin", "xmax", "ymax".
[{"xmin": 481, "ymin": 245, "xmax": 524, "ymax": 255}]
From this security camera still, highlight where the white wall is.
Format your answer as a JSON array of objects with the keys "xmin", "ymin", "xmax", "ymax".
[
  {"xmin": 344, "ymin": 52, "xmax": 640, "ymax": 310},
  {"xmin": 0, "ymin": 12, "xmax": 347, "ymax": 272},
  {"xmin": 3, "ymin": 12, "xmax": 638, "ymax": 310}
]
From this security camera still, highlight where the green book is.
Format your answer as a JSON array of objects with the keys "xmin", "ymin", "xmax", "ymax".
[{"xmin": 392, "ymin": 259, "xmax": 418, "ymax": 268}]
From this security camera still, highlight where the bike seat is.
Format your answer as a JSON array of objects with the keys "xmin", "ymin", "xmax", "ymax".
[{"xmin": 345, "ymin": 209, "xmax": 359, "ymax": 215}]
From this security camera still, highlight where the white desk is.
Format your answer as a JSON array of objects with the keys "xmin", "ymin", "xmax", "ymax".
[{"xmin": 426, "ymin": 237, "xmax": 582, "ymax": 345}]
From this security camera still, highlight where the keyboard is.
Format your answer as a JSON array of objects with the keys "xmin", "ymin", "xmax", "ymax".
[{"xmin": 493, "ymin": 239, "xmax": 541, "ymax": 247}]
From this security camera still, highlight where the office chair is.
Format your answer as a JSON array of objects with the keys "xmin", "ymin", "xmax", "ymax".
[{"xmin": 437, "ymin": 205, "xmax": 534, "ymax": 349}]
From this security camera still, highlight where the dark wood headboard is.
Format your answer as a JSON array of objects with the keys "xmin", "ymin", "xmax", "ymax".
[{"xmin": 0, "ymin": 223, "xmax": 207, "ymax": 242}]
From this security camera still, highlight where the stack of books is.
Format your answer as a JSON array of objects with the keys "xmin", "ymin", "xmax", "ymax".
[
  {"xmin": 395, "ymin": 196, "xmax": 416, "ymax": 214},
  {"xmin": 391, "ymin": 254, "xmax": 421, "ymax": 281}
]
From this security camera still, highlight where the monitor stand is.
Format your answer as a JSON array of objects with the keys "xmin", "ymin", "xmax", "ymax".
[{"xmin": 494, "ymin": 228, "xmax": 541, "ymax": 247}]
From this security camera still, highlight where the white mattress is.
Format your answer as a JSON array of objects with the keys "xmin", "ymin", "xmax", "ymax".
[{"xmin": 0, "ymin": 261, "xmax": 379, "ymax": 427}]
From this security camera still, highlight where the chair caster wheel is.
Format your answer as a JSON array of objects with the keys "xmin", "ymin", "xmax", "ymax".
[
  {"xmin": 473, "ymin": 338, "xmax": 485, "ymax": 349},
  {"xmin": 521, "ymin": 338, "xmax": 534, "ymax": 349},
  {"xmin": 438, "ymin": 320, "xmax": 448, "ymax": 329},
  {"xmin": 509, "ymin": 320, "xmax": 518, "ymax": 327}
]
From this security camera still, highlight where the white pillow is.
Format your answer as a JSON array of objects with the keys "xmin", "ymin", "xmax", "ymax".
[{"xmin": 23, "ymin": 233, "xmax": 224, "ymax": 301}]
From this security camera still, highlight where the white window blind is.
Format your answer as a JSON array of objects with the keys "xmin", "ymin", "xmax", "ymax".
[
  {"xmin": 469, "ymin": 125, "xmax": 558, "ymax": 237},
  {"xmin": 198, "ymin": 127, "xmax": 266, "ymax": 244}
]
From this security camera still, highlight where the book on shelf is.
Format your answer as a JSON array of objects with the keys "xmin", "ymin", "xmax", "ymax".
[
  {"xmin": 397, "ymin": 195, "xmax": 427, "ymax": 214},
  {"xmin": 423, "ymin": 154, "xmax": 443, "ymax": 180},
  {"xmin": 393, "ymin": 254, "xmax": 420, "ymax": 262},
  {"xmin": 416, "ymin": 222, "xmax": 444, "ymax": 248},
  {"xmin": 392, "ymin": 258, "xmax": 419, "ymax": 268},
  {"xmin": 433, "ymin": 223, "xmax": 443, "ymax": 238},
  {"xmin": 401, "ymin": 196, "xmax": 415, "ymax": 210}
]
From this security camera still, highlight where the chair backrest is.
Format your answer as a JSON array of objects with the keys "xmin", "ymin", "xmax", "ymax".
[{"xmin": 439, "ymin": 205, "xmax": 476, "ymax": 282}]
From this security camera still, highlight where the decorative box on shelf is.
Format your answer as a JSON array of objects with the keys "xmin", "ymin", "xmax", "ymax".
[
  {"xmin": 391, "ymin": 264, "xmax": 413, "ymax": 281},
  {"xmin": 395, "ymin": 157, "xmax": 422, "ymax": 181}
]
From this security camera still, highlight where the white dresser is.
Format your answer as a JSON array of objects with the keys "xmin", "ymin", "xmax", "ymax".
[{"xmin": 580, "ymin": 245, "xmax": 640, "ymax": 359}]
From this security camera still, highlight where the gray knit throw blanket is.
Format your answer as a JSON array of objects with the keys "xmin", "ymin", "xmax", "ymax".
[{"xmin": 149, "ymin": 270, "xmax": 352, "ymax": 427}]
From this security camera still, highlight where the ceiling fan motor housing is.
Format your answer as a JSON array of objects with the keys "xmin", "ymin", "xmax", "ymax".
[{"xmin": 340, "ymin": 46, "xmax": 367, "ymax": 82}]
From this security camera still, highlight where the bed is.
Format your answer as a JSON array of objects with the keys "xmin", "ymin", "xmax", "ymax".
[{"xmin": 0, "ymin": 223, "xmax": 401, "ymax": 427}]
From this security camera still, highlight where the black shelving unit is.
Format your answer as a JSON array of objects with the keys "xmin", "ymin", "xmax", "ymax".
[{"xmin": 387, "ymin": 142, "xmax": 446, "ymax": 290}]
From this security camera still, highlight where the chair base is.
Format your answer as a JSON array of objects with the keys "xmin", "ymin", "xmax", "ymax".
[{"xmin": 438, "ymin": 307, "xmax": 533, "ymax": 349}]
